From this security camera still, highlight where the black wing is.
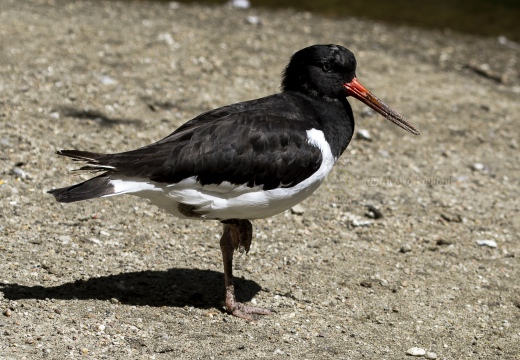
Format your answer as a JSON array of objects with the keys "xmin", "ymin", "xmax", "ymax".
[{"xmin": 59, "ymin": 98, "xmax": 324, "ymax": 191}]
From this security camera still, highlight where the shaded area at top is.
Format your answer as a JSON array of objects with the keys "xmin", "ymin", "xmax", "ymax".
[{"xmin": 166, "ymin": 0, "xmax": 520, "ymax": 42}]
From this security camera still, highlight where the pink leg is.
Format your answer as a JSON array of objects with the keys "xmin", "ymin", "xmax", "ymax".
[{"xmin": 220, "ymin": 220, "xmax": 272, "ymax": 320}]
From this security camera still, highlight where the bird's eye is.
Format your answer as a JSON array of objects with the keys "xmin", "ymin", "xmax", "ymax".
[{"xmin": 321, "ymin": 63, "xmax": 331, "ymax": 72}]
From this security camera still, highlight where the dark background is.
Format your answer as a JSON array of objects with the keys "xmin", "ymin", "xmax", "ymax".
[{"xmin": 166, "ymin": 0, "xmax": 520, "ymax": 41}]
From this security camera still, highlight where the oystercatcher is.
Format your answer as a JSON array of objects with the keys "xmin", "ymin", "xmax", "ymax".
[{"xmin": 49, "ymin": 44, "xmax": 419, "ymax": 320}]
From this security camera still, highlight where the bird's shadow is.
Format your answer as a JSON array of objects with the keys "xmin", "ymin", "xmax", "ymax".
[
  {"xmin": 0, "ymin": 268, "xmax": 261, "ymax": 310},
  {"xmin": 59, "ymin": 106, "xmax": 142, "ymax": 127}
]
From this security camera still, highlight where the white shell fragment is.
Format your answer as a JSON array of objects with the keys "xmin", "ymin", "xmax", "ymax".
[
  {"xmin": 476, "ymin": 239, "xmax": 497, "ymax": 248},
  {"xmin": 406, "ymin": 347, "xmax": 426, "ymax": 356}
]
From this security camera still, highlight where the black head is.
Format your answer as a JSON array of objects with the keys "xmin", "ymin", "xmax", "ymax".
[
  {"xmin": 282, "ymin": 44, "xmax": 420, "ymax": 135},
  {"xmin": 282, "ymin": 44, "xmax": 357, "ymax": 99}
]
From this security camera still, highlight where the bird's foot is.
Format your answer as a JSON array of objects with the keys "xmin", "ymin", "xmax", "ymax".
[
  {"xmin": 224, "ymin": 285, "xmax": 272, "ymax": 321},
  {"xmin": 226, "ymin": 302, "xmax": 273, "ymax": 321}
]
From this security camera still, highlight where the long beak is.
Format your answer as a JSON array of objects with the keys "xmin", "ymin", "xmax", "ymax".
[{"xmin": 344, "ymin": 77, "xmax": 420, "ymax": 135}]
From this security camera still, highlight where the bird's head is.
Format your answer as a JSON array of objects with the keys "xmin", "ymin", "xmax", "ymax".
[{"xmin": 282, "ymin": 44, "xmax": 419, "ymax": 135}]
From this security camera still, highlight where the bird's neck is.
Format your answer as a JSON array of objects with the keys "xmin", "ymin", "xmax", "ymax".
[{"xmin": 307, "ymin": 95, "xmax": 355, "ymax": 160}]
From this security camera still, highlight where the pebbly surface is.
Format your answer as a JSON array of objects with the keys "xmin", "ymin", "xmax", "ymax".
[{"xmin": 0, "ymin": 0, "xmax": 519, "ymax": 359}]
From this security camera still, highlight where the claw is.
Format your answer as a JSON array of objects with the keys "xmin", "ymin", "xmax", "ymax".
[{"xmin": 227, "ymin": 302, "xmax": 273, "ymax": 321}]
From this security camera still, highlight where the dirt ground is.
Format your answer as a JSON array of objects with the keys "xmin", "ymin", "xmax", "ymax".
[{"xmin": 1, "ymin": 0, "xmax": 519, "ymax": 359}]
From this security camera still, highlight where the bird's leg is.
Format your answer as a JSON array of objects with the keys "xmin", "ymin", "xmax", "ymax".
[{"xmin": 220, "ymin": 219, "xmax": 272, "ymax": 320}]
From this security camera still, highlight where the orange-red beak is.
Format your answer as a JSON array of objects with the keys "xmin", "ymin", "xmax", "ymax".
[{"xmin": 344, "ymin": 77, "xmax": 419, "ymax": 135}]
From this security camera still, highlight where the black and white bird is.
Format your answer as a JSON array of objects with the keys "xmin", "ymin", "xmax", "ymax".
[{"xmin": 49, "ymin": 44, "xmax": 419, "ymax": 320}]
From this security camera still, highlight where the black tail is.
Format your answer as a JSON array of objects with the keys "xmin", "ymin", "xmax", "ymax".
[
  {"xmin": 56, "ymin": 149, "xmax": 105, "ymax": 162},
  {"xmin": 48, "ymin": 175, "xmax": 114, "ymax": 203},
  {"xmin": 55, "ymin": 150, "xmax": 116, "ymax": 172}
]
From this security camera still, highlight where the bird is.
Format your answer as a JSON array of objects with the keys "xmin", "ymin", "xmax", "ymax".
[{"xmin": 48, "ymin": 44, "xmax": 419, "ymax": 320}]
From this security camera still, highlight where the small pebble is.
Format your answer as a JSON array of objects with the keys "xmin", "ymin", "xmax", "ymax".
[
  {"xmin": 11, "ymin": 167, "xmax": 29, "ymax": 180},
  {"xmin": 356, "ymin": 129, "xmax": 372, "ymax": 141},
  {"xmin": 59, "ymin": 235, "xmax": 71, "ymax": 244},
  {"xmin": 351, "ymin": 218, "xmax": 371, "ymax": 227},
  {"xmin": 87, "ymin": 237, "xmax": 102, "ymax": 245},
  {"xmin": 440, "ymin": 212, "xmax": 462, "ymax": 223},
  {"xmin": 4, "ymin": 309, "xmax": 12, "ymax": 317},
  {"xmin": 158, "ymin": 32, "xmax": 175, "ymax": 46},
  {"xmin": 470, "ymin": 162, "xmax": 486, "ymax": 172},
  {"xmin": 476, "ymin": 240, "xmax": 497, "ymax": 248},
  {"xmin": 246, "ymin": 15, "xmax": 261, "ymax": 25},
  {"xmin": 80, "ymin": 348, "xmax": 89, "ymax": 355},
  {"xmin": 406, "ymin": 347, "xmax": 426, "ymax": 356},
  {"xmin": 359, "ymin": 280, "xmax": 372, "ymax": 288},
  {"xmin": 425, "ymin": 351, "xmax": 438, "ymax": 359},
  {"xmin": 399, "ymin": 244, "xmax": 412, "ymax": 253},
  {"xmin": 100, "ymin": 76, "xmax": 117, "ymax": 86},
  {"xmin": 436, "ymin": 239, "xmax": 453, "ymax": 246},
  {"xmin": 228, "ymin": 0, "xmax": 250, "ymax": 9},
  {"xmin": 290, "ymin": 204, "xmax": 305, "ymax": 215},
  {"xmin": 365, "ymin": 204, "xmax": 383, "ymax": 219}
]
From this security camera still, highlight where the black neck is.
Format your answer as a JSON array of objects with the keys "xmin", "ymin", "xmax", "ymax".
[{"xmin": 288, "ymin": 91, "xmax": 355, "ymax": 159}]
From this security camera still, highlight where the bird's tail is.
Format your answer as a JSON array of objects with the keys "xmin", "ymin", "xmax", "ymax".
[
  {"xmin": 53, "ymin": 150, "xmax": 116, "ymax": 171},
  {"xmin": 48, "ymin": 175, "xmax": 115, "ymax": 203},
  {"xmin": 48, "ymin": 150, "xmax": 116, "ymax": 203}
]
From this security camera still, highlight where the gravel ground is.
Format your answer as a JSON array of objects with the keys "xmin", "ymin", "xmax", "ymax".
[{"xmin": 1, "ymin": 0, "xmax": 519, "ymax": 359}]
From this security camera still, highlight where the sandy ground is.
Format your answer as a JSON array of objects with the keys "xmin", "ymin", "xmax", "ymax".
[{"xmin": 1, "ymin": 0, "xmax": 519, "ymax": 359}]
